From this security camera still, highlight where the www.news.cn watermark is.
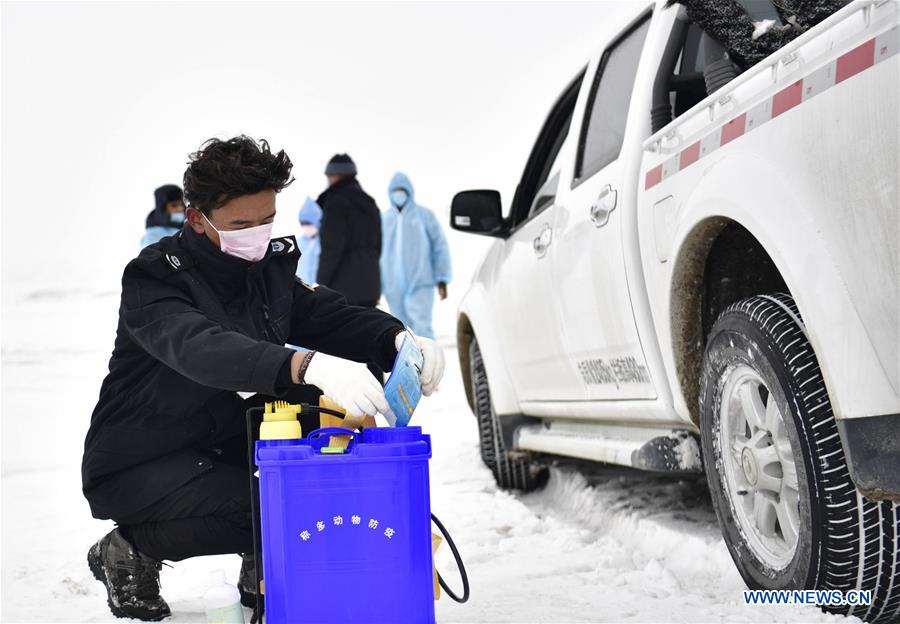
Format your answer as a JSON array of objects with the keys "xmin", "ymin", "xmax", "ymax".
[{"xmin": 743, "ymin": 590, "xmax": 872, "ymax": 607}]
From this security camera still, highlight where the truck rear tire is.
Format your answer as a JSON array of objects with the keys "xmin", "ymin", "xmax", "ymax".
[
  {"xmin": 700, "ymin": 293, "xmax": 899, "ymax": 623},
  {"xmin": 469, "ymin": 338, "xmax": 547, "ymax": 492}
]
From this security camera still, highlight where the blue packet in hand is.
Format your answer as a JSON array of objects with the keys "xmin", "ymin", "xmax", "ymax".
[{"xmin": 383, "ymin": 334, "xmax": 424, "ymax": 427}]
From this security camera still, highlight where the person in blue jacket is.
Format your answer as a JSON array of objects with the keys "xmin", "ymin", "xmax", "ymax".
[
  {"xmin": 141, "ymin": 184, "xmax": 186, "ymax": 248},
  {"xmin": 296, "ymin": 196, "xmax": 322, "ymax": 285},
  {"xmin": 380, "ymin": 172, "xmax": 451, "ymax": 340}
]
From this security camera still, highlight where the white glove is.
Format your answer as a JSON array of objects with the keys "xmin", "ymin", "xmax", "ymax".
[
  {"xmin": 304, "ymin": 352, "xmax": 390, "ymax": 419},
  {"xmin": 395, "ymin": 330, "xmax": 445, "ymax": 396}
]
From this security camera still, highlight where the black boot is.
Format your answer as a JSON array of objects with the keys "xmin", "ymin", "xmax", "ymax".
[
  {"xmin": 238, "ymin": 552, "xmax": 258, "ymax": 608},
  {"xmin": 87, "ymin": 529, "xmax": 171, "ymax": 621}
]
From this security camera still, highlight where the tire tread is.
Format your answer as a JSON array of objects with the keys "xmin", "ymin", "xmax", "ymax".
[
  {"xmin": 706, "ymin": 293, "xmax": 898, "ymax": 623},
  {"xmin": 469, "ymin": 339, "xmax": 546, "ymax": 492}
]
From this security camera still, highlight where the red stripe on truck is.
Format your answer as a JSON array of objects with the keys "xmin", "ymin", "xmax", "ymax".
[
  {"xmin": 645, "ymin": 164, "xmax": 663, "ymax": 190},
  {"xmin": 720, "ymin": 113, "xmax": 746, "ymax": 146},
  {"xmin": 836, "ymin": 38, "xmax": 875, "ymax": 83},
  {"xmin": 680, "ymin": 141, "xmax": 701, "ymax": 170},
  {"xmin": 773, "ymin": 80, "xmax": 804, "ymax": 117}
]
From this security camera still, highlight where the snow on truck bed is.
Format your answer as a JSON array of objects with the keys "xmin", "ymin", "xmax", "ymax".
[{"xmin": 1, "ymin": 286, "xmax": 855, "ymax": 623}]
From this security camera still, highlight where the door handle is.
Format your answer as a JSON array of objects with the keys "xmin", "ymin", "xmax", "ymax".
[
  {"xmin": 590, "ymin": 185, "xmax": 618, "ymax": 227},
  {"xmin": 532, "ymin": 224, "xmax": 552, "ymax": 257}
]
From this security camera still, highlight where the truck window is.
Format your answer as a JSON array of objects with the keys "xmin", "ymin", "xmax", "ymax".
[
  {"xmin": 510, "ymin": 71, "xmax": 583, "ymax": 228},
  {"xmin": 575, "ymin": 15, "xmax": 650, "ymax": 183},
  {"xmin": 528, "ymin": 128, "xmax": 568, "ymax": 218},
  {"xmin": 533, "ymin": 112, "xmax": 570, "ymax": 204},
  {"xmin": 529, "ymin": 170, "xmax": 561, "ymax": 218}
]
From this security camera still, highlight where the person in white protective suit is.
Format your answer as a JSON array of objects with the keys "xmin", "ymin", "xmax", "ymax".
[{"xmin": 380, "ymin": 172, "xmax": 451, "ymax": 340}]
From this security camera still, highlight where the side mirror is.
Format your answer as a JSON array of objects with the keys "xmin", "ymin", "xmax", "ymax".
[{"xmin": 450, "ymin": 190, "xmax": 506, "ymax": 237}]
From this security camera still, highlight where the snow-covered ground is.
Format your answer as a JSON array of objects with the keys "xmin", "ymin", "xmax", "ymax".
[{"xmin": 1, "ymin": 284, "xmax": 858, "ymax": 623}]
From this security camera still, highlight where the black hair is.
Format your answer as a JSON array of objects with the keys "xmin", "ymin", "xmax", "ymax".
[{"xmin": 183, "ymin": 135, "xmax": 294, "ymax": 215}]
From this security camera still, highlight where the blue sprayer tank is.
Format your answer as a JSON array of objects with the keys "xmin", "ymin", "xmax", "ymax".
[{"xmin": 256, "ymin": 425, "xmax": 436, "ymax": 623}]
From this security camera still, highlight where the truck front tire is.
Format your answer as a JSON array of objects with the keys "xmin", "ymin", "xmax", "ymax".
[
  {"xmin": 700, "ymin": 293, "xmax": 899, "ymax": 623},
  {"xmin": 469, "ymin": 338, "xmax": 547, "ymax": 492}
]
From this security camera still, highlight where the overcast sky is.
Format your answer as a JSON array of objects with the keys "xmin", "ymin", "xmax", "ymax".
[{"xmin": 2, "ymin": 1, "xmax": 635, "ymax": 292}]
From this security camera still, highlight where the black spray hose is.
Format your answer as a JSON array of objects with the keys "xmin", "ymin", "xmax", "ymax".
[
  {"xmin": 305, "ymin": 405, "xmax": 351, "ymax": 419},
  {"xmin": 431, "ymin": 512, "xmax": 470, "ymax": 603}
]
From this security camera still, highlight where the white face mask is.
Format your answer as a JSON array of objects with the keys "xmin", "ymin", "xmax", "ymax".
[
  {"xmin": 300, "ymin": 224, "xmax": 319, "ymax": 239},
  {"xmin": 203, "ymin": 213, "xmax": 273, "ymax": 262},
  {"xmin": 391, "ymin": 189, "xmax": 409, "ymax": 208}
]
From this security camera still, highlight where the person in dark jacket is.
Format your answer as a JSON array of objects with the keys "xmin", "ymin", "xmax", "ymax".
[
  {"xmin": 141, "ymin": 184, "xmax": 186, "ymax": 248},
  {"xmin": 315, "ymin": 154, "xmax": 382, "ymax": 306},
  {"xmin": 83, "ymin": 136, "xmax": 445, "ymax": 621}
]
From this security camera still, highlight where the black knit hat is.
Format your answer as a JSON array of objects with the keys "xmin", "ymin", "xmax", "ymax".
[
  {"xmin": 153, "ymin": 184, "xmax": 183, "ymax": 213},
  {"xmin": 324, "ymin": 153, "xmax": 357, "ymax": 177}
]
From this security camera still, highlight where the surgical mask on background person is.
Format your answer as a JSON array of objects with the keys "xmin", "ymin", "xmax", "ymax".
[
  {"xmin": 202, "ymin": 213, "xmax": 273, "ymax": 262},
  {"xmin": 169, "ymin": 212, "xmax": 186, "ymax": 225},
  {"xmin": 300, "ymin": 224, "xmax": 319, "ymax": 239},
  {"xmin": 391, "ymin": 189, "xmax": 409, "ymax": 208}
]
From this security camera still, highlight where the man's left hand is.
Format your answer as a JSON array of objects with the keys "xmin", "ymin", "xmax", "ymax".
[
  {"xmin": 395, "ymin": 330, "xmax": 445, "ymax": 396},
  {"xmin": 437, "ymin": 282, "xmax": 448, "ymax": 300}
]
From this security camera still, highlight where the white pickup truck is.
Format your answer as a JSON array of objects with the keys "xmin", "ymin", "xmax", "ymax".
[{"xmin": 450, "ymin": 1, "xmax": 899, "ymax": 621}]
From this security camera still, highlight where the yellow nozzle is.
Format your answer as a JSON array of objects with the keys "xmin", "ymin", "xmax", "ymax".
[
  {"xmin": 264, "ymin": 401, "xmax": 302, "ymax": 422},
  {"xmin": 260, "ymin": 401, "xmax": 302, "ymax": 440}
]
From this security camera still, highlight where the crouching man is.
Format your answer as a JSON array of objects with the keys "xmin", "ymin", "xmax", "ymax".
[{"xmin": 82, "ymin": 135, "xmax": 444, "ymax": 621}]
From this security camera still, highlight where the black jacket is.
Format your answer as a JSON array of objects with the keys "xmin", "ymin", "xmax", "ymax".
[
  {"xmin": 316, "ymin": 178, "xmax": 382, "ymax": 304},
  {"xmin": 82, "ymin": 226, "xmax": 403, "ymax": 519}
]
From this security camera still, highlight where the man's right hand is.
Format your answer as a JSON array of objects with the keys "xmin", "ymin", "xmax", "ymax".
[{"xmin": 303, "ymin": 352, "xmax": 390, "ymax": 419}]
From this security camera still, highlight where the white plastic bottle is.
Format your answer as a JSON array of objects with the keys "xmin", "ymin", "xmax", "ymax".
[{"xmin": 204, "ymin": 569, "xmax": 245, "ymax": 624}]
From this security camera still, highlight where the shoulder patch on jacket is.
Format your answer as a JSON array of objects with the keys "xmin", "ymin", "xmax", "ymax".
[
  {"xmin": 268, "ymin": 236, "xmax": 299, "ymax": 257},
  {"xmin": 163, "ymin": 253, "xmax": 188, "ymax": 271},
  {"xmin": 131, "ymin": 248, "xmax": 193, "ymax": 280}
]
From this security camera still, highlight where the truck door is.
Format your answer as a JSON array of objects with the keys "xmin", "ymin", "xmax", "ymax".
[
  {"xmin": 550, "ymin": 14, "xmax": 657, "ymax": 401},
  {"xmin": 491, "ymin": 76, "xmax": 586, "ymax": 402}
]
